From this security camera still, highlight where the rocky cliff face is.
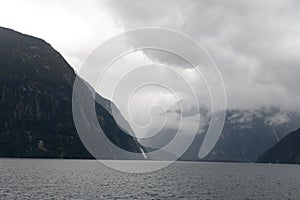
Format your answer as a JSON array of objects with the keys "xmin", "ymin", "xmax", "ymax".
[
  {"xmin": 0, "ymin": 27, "xmax": 143, "ymax": 159},
  {"xmin": 258, "ymin": 128, "xmax": 300, "ymax": 164}
]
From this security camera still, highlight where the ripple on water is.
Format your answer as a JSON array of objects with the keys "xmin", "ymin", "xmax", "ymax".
[{"xmin": 0, "ymin": 159, "xmax": 300, "ymax": 199}]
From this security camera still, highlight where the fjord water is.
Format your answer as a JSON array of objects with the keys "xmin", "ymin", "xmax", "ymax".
[{"xmin": 0, "ymin": 159, "xmax": 299, "ymax": 199}]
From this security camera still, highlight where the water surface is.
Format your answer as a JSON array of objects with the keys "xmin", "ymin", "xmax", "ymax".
[{"xmin": 0, "ymin": 159, "xmax": 299, "ymax": 199}]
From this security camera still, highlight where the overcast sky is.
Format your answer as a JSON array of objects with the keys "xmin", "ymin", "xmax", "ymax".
[{"xmin": 1, "ymin": 0, "xmax": 300, "ymax": 137}]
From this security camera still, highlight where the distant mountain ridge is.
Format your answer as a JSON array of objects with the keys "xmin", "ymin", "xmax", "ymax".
[
  {"xmin": 258, "ymin": 128, "xmax": 300, "ymax": 164},
  {"xmin": 202, "ymin": 109, "xmax": 300, "ymax": 162},
  {"xmin": 141, "ymin": 108, "xmax": 300, "ymax": 162},
  {"xmin": 0, "ymin": 26, "xmax": 144, "ymax": 159}
]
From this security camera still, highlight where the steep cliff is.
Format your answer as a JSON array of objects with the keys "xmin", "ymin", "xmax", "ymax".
[{"xmin": 0, "ymin": 27, "xmax": 143, "ymax": 159}]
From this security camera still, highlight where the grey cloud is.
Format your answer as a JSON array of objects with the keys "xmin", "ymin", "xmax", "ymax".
[{"xmin": 103, "ymin": 0, "xmax": 300, "ymax": 112}]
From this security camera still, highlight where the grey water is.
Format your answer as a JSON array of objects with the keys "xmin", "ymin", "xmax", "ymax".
[{"xmin": 0, "ymin": 159, "xmax": 299, "ymax": 199}]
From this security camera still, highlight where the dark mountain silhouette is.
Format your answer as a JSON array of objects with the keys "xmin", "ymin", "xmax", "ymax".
[
  {"xmin": 258, "ymin": 128, "xmax": 300, "ymax": 164},
  {"xmin": 0, "ymin": 26, "xmax": 144, "ymax": 159}
]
